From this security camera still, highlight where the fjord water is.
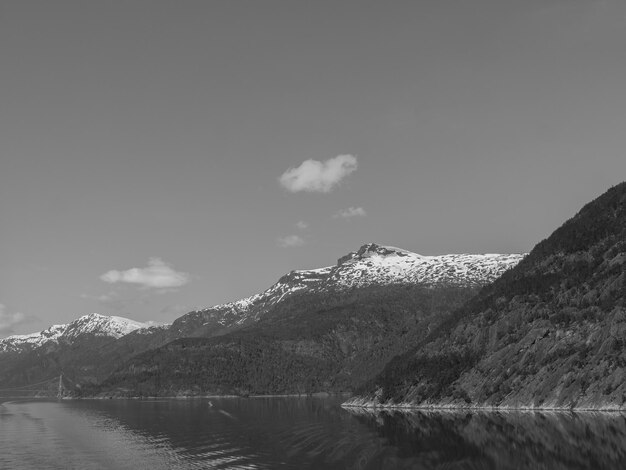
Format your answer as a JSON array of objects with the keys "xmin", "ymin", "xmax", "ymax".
[{"xmin": 2, "ymin": 398, "xmax": 626, "ymax": 469}]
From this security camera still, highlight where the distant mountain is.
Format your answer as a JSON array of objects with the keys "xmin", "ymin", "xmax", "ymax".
[
  {"xmin": 0, "ymin": 313, "xmax": 148, "ymax": 353},
  {"xmin": 82, "ymin": 244, "xmax": 524, "ymax": 398},
  {"xmin": 346, "ymin": 182, "xmax": 626, "ymax": 410},
  {"xmin": 0, "ymin": 314, "xmax": 150, "ymax": 391}
]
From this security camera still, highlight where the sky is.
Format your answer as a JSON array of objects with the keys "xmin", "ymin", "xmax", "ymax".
[{"xmin": 2, "ymin": 0, "xmax": 626, "ymax": 336}]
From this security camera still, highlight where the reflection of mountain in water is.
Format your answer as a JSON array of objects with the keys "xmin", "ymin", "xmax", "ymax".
[
  {"xmin": 345, "ymin": 407, "xmax": 626, "ymax": 470},
  {"xmin": 19, "ymin": 398, "xmax": 625, "ymax": 469}
]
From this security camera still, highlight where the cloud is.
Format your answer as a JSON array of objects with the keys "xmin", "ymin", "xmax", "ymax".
[
  {"xmin": 295, "ymin": 221, "xmax": 308, "ymax": 230},
  {"xmin": 279, "ymin": 154, "xmax": 357, "ymax": 193},
  {"xmin": 0, "ymin": 303, "xmax": 39, "ymax": 336},
  {"xmin": 334, "ymin": 206, "xmax": 367, "ymax": 219},
  {"xmin": 277, "ymin": 234, "xmax": 306, "ymax": 248},
  {"xmin": 100, "ymin": 258, "xmax": 190, "ymax": 289}
]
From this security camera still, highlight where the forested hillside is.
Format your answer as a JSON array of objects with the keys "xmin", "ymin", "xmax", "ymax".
[
  {"xmin": 84, "ymin": 285, "xmax": 478, "ymax": 397},
  {"xmin": 347, "ymin": 182, "xmax": 626, "ymax": 409}
]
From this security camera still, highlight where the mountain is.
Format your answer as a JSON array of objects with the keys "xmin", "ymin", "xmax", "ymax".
[
  {"xmin": 0, "ymin": 313, "xmax": 148, "ymax": 353},
  {"xmin": 81, "ymin": 244, "xmax": 524, "ymax": 398},
  {"xmin": 161, "ymin": 244, "xmax": 522, "ymax": 339},
  {"xmin": 345, "ymin": 182, "xmax": 626, "ymax": 410},
  {"xmin": 0, "ymin": 314, "xmax": 150, "ymax": 392}
]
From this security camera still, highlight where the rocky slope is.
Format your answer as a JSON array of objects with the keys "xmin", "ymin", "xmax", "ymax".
[
  {"xmin": 345, "ymin": 182, "xmax": 626, "ymax": 410},
  {"xmin": 82, "ymin": 245, "xmax": 524, "ymax": 397}
]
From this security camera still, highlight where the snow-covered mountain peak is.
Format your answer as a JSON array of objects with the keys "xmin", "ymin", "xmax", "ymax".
[
  {"xmin": 331, "ymin": 247, "xmax": 525, "ymax": 289},
  {"xmin": 0, "ymin": 314, "xmax": 149, "ymax": 352},
  {"xmin": 63, "ymin": 313, "xmax": 149, "ymax": 340},
  {"xmin": 337, "ymin": 243, "xmax": 417, "ymax": 265}
]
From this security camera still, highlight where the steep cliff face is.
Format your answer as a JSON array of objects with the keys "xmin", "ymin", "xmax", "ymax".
[
  {"xmin": 85, "ymin": 246, "xmax": 524, "ymax": 397},
  {"xmin": 347, "ymin": 182, "xmax": 626, "ymax": 410}
]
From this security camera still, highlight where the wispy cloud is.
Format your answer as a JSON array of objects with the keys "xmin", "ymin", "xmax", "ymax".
[
  {"xmin": 277, "ymin": 234, "xmax": 306, "ymax": 248},
  {"xmin": 295, "ymin": 221, "xmax": 308, "ymax": 230},
  {"xmin": 334, "ymin": 206, "xmax": 367, "ymax": 219},
  {"xmin": 0, "ymin": 303, "xmax": 39, "ymax": 336},
  {"xmin": 100, "ymin": 258, "xmax": 190, "ymax": 289},
  {"xmin": 279, "ymin": 155, "xmax": 357, "ymax": 193}
]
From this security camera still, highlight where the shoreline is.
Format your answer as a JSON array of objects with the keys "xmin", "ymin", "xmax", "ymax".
[
  {"xmin": 64, "ymin": 391, "xmax": 353, "ymax": 400},
  {"xmin": 5, "ymin": 395, "xmax": 626, "ymax": 413},
  {"xmin": 341, "ymin": 400, "xmax": 626, "ymax": 413}
]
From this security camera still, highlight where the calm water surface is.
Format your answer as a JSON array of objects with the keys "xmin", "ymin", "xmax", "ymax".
[{"xmin": 1, "ymin": 397, "xmax": 626, "ymax": 469}]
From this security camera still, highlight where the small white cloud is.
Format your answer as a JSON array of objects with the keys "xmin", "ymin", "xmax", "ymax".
[
  {"xmin": 100, "ymin": 258, "xmax": 190, "ymax": 289},
  {"xmin": 277, "ymin": 234, "xmax": 306, "ymax": 248},
  {"xmin": 295, "ymin": 221, "xmax": 308, "ymax": 230},
  {"xmin": 334, "ymin": 206, "xmax": 367, "ymax": 219},
  {"xmin": 279, "ymin": 154, "xmax": 357, "ymax": 193},
  {"xmin": 0, "ymin": 303, "xmax": 39, "ymax": 336}
]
